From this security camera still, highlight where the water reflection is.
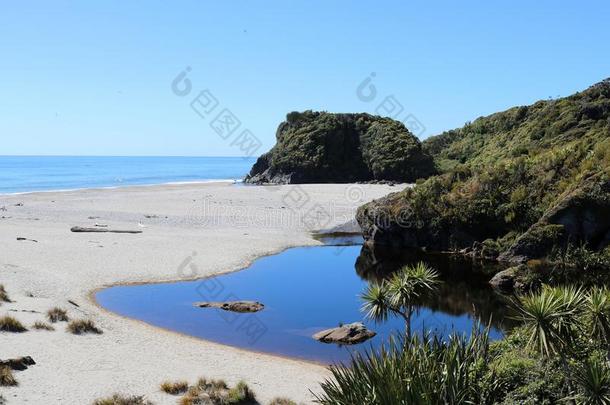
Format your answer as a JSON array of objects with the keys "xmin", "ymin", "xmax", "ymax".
[
  {"xmin": 356, "ymin": 243, "xmax": 516, "ymax": 332},
  {"xmin": 96, "ymin": 240, "xmax": 513, "ymax": 364}
]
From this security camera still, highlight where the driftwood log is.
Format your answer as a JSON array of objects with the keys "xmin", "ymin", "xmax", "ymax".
[
  {"xmin": 0, "ymin": 356, "xmax": 35, "ymax": 371},
  {"xmin": 70, "ymin": 226, "xmax": 142, "ymax": 234}
]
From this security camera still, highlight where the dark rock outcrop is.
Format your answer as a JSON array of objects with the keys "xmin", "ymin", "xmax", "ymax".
[
  {"xmin": 194, "ymin": 301, "xmax": 264, "ymax": 313},
  {"xmin": 245, "ymin": 111, "xmax": 435, "ymax": 184},
  {"xmin": 489, "ymin": 267, "xmax": 519, "ymax": 293},
  {"xmin": 313, "ymin": 322, "xmax": 376, "ymax": 345},
  {"xmin": 499, "ymin": 178, "xmax": 610, "ymax": 263}
]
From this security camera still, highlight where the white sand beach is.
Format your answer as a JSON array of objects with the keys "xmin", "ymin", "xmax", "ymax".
[{"xmin": 0, "ymin": 182, "xmax": 402, "ymax": 404}]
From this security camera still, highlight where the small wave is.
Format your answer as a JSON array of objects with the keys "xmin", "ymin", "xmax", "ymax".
[{"xmin": 0, "ymin": 179, "xmax": 243, "ymax": 196}]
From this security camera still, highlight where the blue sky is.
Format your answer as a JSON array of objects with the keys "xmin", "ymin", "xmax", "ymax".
[{"xmin": 1, "ymin": 1, "xmax": 609, "ymax": 156}]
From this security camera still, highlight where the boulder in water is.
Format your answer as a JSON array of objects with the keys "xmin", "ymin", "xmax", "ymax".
[{"xmin": 313, "ymin": 322, "xmax": 376, "ymax": 345}]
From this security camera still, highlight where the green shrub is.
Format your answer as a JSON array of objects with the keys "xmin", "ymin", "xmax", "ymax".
[
  {"xmin": 570, "ymin": 356, "xmax": 610, "ymax": 404},
  {"xmin": 315, "ymin": 331, "xmax": 491, "ymax": 404},
  {"xmin": 315, "ymin": 284, "xmax": 610, "ymax": 404},
  {"xmin": 485, "ymin": 348, "xmax": 565, "ymax": 403},
  {"xmin": 548, "ymin": 245, "xmax": 610, "ymax": 285}
]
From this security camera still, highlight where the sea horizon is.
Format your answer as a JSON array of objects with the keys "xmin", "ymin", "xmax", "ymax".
[{"xmin": 0, "ymin": 155, "xmax": 257, "ymax": 194}]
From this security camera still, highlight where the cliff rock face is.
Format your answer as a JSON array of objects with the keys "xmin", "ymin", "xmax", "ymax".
[
  {"xmin": 245, "ymin": 111, "xmax": 435, "ymax": 184},
  {"xmin": 499, "ymin": 177, "xmax": 610, "ymax": 262},
  {"xmin": 357, "ymin": 79, "xmax": 610, "ymax": 262}
]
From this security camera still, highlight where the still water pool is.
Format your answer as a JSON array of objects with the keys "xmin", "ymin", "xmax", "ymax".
[{"xmin": 96, "ymin": 242, "xmax": 511, "ymax": 364}]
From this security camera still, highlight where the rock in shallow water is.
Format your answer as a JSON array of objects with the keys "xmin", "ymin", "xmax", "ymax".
[
  {"xmin": 313, "ymin": 322, "xmax": 376, "ymax": 345},
  {"xmin": 489, "ymin": 268, "xmax": 518, "ymax": 293},
  {"xmin": 193, "ymin": 301, "xmax": 264, "ymax": 313}
]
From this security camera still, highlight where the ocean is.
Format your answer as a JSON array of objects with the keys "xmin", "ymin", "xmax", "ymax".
[{"xmin": 0, "ymin": 156, "xmax": 256, "ymax": 194}]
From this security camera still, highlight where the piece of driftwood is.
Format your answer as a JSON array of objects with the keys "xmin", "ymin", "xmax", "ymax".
[
  {"xmin": 70, "ymin": 226, "xmax": 142, "ymax": 234},
  {"xmin": 8, "ymin": 309, "xmax": 41, "ymax": 314},
  {"xmin": 0, "ymin": 356, "xmax": 35, "ymax": 371},
  {"xmin": 16, "ymin": 237, "xmax": 38, "ymax": 243}
]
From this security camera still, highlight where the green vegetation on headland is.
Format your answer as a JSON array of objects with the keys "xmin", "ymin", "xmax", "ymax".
[
  {"xmin": 356, "ymin": 78, "xmax": 610, "ymax": 286},
  {"xmin": 245, "ymin": 111, "xmax": 435, "ymax": 183}
]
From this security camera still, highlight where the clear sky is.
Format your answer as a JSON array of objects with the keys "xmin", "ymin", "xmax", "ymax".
[{"xmin": 2, "ymin": 1, "xmax": 609, "ymax": 156}]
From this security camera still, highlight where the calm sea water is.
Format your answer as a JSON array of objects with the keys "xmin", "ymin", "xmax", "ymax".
[
  {"xmin": 0, "ymin": 156, "xmax": 256, "ymax": 194},
  {"xmin": 96, "ymin": 243, "xmax": 512, "ymax": 364}
]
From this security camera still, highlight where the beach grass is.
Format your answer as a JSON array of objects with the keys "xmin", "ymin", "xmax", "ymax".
[
  {"xmin": 227, "ymin": 381, "xmax": 256, "ymax": 403},
  {"xmin": 67, "ymin": 319, "xmax": 102, "ymax": 335},
  {"xmin": 0, "ymin": 285, "xmax": 10, "ymax": 304},
  {"xmin": 32, "ymin": 321, "xmax": 55, "ymax": 331},
  {"xmin": 47, "ymin": 307, "xmax": 69, "ymax": 323},
  {"xmin": 268, "ymin": 398, "xmax": 297, "ymax": 405},
  {"xmin": 0, "ymin": 366, "xmax": 17, "ymax": 387},
  {"xmin": 92, "ymin": 394, "xmax": 152, "ymax": 405},
  {"xmin": 179, "ymin": 378, "xmax": 256, "ymax": 405},
  {"xmin": 160, "ymin": 380, "xmax": 189, "ymax": 395},
  {"xmin": 0, "ymin": 315, "xmax": 27, "ymax": 332}
]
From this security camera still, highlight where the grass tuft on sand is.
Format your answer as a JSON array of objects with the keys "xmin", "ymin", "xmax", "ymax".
[
  {"xmin": 32, "ymin": 321, "xmax": 55, "ymax": 331},
  {"xmin": 0, "ymin": 315, "xmax": 27, "ymax": 332},
  {"xmin": 0, "ymin": 285, "xmax": 10, "ymax": 305},
  {"xmin": 268, "ymin": 398, "xmax": 297, "ymax": 405},
  {"xmin": 92, "ymin": 394, "xmax": 153, "ymax": 405},
  {"xmin": 47, "ymin": 307, "xmax": 69, "ymax": 323},
  {"xmin": 0, "ymin": 366, "xmax": 17, "ymax": 387},
  {"xmin": 67, "ymin": 319, "xmax": 102, "ymax": 335},
  {"xmin": 160, "ymin": 380, "xmax": 189, "ymax": 395},
  {"xmin": 179, "ymin": 378, "xmax": 256, "ymax": 405},
  {"xmin": 228, "ymin": 381, "xmax": 256, "ymax": 404}
]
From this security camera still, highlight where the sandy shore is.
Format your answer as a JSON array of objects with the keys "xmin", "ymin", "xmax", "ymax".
[{"xmin": 0, "ymin": 181, "xmax": 401, "ymax": 404}]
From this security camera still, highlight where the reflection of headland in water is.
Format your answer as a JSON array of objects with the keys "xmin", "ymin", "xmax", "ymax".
[{"xmin": 354, "ymin": 243, "xmax": 517, "ymax": 332}]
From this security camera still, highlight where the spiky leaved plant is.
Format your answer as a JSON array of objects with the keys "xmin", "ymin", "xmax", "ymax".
[
  {"xmin": 569, "ymin": 357, "xmax": 610, "ymax": 405},
  {"xmin": 314, "ymin": 328, "xmax": 491, "ymax": 405},
  {"xmin": 585, "ymin": 287, "xmax": 610, "ymax": 346},
  {"xmin": 361, "ymin": 262, "xmax": 440, "ymax": 338},
  {"xmin": 513, "ymin": 285, "xmax": 585, "ymax": 357}
]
